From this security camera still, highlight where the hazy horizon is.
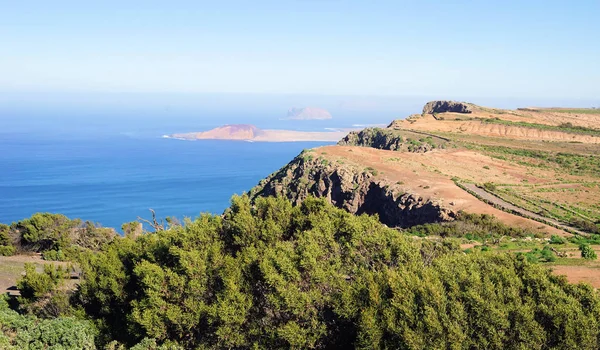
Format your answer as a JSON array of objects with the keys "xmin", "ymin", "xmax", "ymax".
[{"xmin": 1, "ymin": 1, "xmax": 599, "ymax": 104}]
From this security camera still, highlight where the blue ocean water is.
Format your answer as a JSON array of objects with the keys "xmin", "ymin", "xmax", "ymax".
[
  {"xmin": 0, "ymin": 96, "xmax": 408, "ymax": 230},
  {"xmin": 0, "ymin": 133, "xmax": 333, "ymax": 230}
]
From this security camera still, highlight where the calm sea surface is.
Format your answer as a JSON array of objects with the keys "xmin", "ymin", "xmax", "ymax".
[
  {"xmin": 0, "ymin": 102, "xmax": 405, "ymax": 231},
  {"xmin": 0, "ymin": 133, "xmax": 334, "ymax": 230}
]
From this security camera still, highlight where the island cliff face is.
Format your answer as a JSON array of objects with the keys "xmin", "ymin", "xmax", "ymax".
[
  {"xmin": 286, "ymin": 107, "xmax": 332, "ymax": 120},
  {"xmin": 170, "ymin": 124, "xmax": 263, "ymax": 140},
  {"xmin": 250, "ymin": 151, "xmax": 455, "ymax": 228},
  {"xmin": 167, "ymin": 124, "xmax": 348, "ymax": 142}
]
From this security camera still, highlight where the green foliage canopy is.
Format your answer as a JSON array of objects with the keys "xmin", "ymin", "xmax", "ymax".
[{"xmin": 73, "ymin": 196, "xmax": 600, "ymax": 349}]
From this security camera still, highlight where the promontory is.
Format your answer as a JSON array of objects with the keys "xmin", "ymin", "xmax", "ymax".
[{"xmin": 165, "ymin": 124, "xmax": 348, "ymax": 142}]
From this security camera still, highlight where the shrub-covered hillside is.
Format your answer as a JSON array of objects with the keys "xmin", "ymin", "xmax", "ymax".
[{"xmin": 1, "ymin": 196, "xmax": 594, "ymax": 349}]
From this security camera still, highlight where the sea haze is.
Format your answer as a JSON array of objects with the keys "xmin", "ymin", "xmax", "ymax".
[{"xmin": 1, "ymin": 97, "xmax": 406, "ymax": 230}]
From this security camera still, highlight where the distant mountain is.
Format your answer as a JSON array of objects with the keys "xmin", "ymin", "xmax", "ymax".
[{"xmin": 286, "ymin": 107, "xmax": 332, "ymax": 120}]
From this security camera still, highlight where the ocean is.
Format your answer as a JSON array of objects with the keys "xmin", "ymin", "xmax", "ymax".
[{"xmin": 0, "ymin": 102, "xmax": 404, "ymax": 231}]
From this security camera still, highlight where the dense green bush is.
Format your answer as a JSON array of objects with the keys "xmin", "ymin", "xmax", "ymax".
[
  {"xmin": 42, "ymin": 249, "xmax": 67, "ymax": 261},
  {"xmin": 0, "ymin": 224, "xmax": 15, "ymax": 256},
  {"xmin": 12, "ymin": 213, "xmax": 79, "ymax": 251},
  {"xmin": 3, "ymin": 214, "xmax": 116, "ymax": 260},
  {"xmin": 0, "ymin": 296, "xmax": 96, "ymax": 349},
  {"xmin": 72, "ymin": 196, "xmax": 600, "ymax": 349},
  {"xmin": 580, "ymin": 243, "xmax": 598, "ymax": 260},
  {"xmin": 523, "ymin": 246, "xmax": 557, "ymax": 263},
  {"xmin": 16, "ymin": 263, "xmax": 75, "ymax": 318},
  {"xmin": 407, "ymin": 211, "xmax": 535, "ymax": 240}
]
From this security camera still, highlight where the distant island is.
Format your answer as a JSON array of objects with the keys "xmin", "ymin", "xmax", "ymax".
[
  {"xmin": 165, "ymin": 124, "xmax": 348, "ymax": 142},
  {"xmin": 285, "ymin": 107, "xmax": 332, "ymax": 120}
]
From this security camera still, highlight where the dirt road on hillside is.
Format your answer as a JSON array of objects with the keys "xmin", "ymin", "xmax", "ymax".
[{"xmin": 461, "ymin": 183, "xmax": 586, "ymax": 235}]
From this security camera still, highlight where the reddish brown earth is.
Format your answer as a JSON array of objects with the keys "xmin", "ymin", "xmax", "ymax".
[
  {"xmin": 552, "ymin": 265, "xmax": 600, "ymax": 288},
  {"xmin": 168, "ymin": 124, "xmax": 350, "ymax": 142}
]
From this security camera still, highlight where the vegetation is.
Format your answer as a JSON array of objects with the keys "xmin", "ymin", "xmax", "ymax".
[
  {"xmin": 22, "ymin": 197, "xmax": 593, "ymax": 348},
  {"xmin": 478, "ymin": 117, "xmax": 600, "ymax": 137},
  {"xmin": 549, "ymin": 235, "xmax": 567, "ymax": 244},
  {"xmin": 522, "ymin": 246, "xmax": 557, "ymax": 263},
  {"xmin": 466, "ymin": 144, "xmax": 600, "ymax": 177},
  {"xmin": 1, "ymin": 213, "xmax": 115, "ymax": 261},
  {"xmin": 2, "ymin": 198, "xmax": 600, "ymax": 348},
  {"xmin": 0, "ymin": 224, "xmax": 15, "ymax": 256},
  {"xmin": 0, "ymin": 296, "xmax": 96, "ymax": 349},
  {"xmin": 407, "ymin": 211, "xmax": 536, "ymax": 240},
  {"xmin": 542, "ymin": 108, "xmax": 600, "ymax": 115},
  {"xmin": 580, "ymin": 244, "xmax": 598, "ymax": 260},
  {"xmin": 339, "ymin": 128, "xmax": 448, "ymax": 152}
]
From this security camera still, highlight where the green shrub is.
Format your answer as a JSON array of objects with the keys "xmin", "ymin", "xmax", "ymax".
[
  {"xmin": 0, "ymin": 224, "xmax": 15, "ymax": 256},
  {"xmin": 17, "ymin": 263, "xmax": 67, "ymax": 301},
  {"xmin": 0, "ymin": 246, "xmax": 15, "ymax": 256},
  {"xmin": 74, "ymin": 196, "xmax": 600, "ymax": 349},
  {"xmin": 42, "ymin": 249, "xmax": 67, "ymax": 261},
  {"xmin": 523, "ymin": 246, "xmax": 557, "ymax": 263},
  {"xmin": 549, "ymin": 235, "xmax": 567, "ymax": 244},
  {"xmin": 483, "ymin": 182, "xmax": 497, "ymax": 191},
  {"xmin": 406, "ymin": 211, "xmax": 535, "ymax": 240},
  {"xmin": 11, "ymin": 213, "xmax": 80, "ymax": 252},
  {"xmin": 580, "ymin": 244, "xmax": 598, "ymax": 260},
  {"xmin": 0, "ymin": 296, "xmax": 96, "ymax": 349}
]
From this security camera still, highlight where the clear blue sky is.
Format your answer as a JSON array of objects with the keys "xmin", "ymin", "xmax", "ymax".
[{"xmin": 1, "ymin": 0, "xmax": 599, "ymax": 100}]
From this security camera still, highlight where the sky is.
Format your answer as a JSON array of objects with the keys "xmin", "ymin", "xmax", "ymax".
[{"xmin": 1, "ymin": 0, "xmax": 599, "ymax": 102}]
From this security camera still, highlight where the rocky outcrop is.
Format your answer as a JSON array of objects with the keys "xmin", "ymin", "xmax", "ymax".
[
  {"xmin": 250, "ymin": 152, "xmax": 456, "ymax": 228},
  {"xmin": 286, "ymin": 107, "xmax": 332, "ymax": 120},
  {"xmin": 338, "ymin": 128, "xmax": 447, "ymax": 153},
  {"xmin": 423, "ymin": 101, "xmax": 472, "ymax": 114},
  {"xmin": 338, "ymin": 128, "xmax": 406, "ymax": 150}
]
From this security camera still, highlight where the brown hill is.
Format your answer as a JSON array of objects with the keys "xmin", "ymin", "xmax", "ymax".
[
  {"xmin": 251, "ymin": 100, "xmax": 600, "ymax": 286},
  {"xmin": 167, "ymin": 124, "xmax": 350, "ymax": 142}
]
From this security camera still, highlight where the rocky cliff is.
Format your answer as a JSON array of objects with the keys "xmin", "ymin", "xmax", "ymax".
[
  {"xmin": 250, "ymin": 151, "xmax": 456, "ymax": 228},
  {"xmin": 338, "ymin": 127, "xmax": 448, "ymax": 153},
  {"xmin": 423, "ymin": 101, "xmax": 472, "ymax": 114}
]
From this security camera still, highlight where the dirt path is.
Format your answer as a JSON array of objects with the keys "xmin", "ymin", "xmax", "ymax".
[{"xmin": 461, "ymin": 183, "xmax": 586, "ymax": 236}]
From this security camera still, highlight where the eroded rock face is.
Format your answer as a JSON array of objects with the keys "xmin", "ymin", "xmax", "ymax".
[
  {"xmin": 250, "ymin": 153, "xmax": 455, "ymax": 228},
  {"xmin": 338, "ymin": 128, "xmax": 407, "ymax": 151},
  {"xmin": 338, "ymin": 128, "xmax": 447, "ymax": 153},
  {"xmin": 423, "ymin": 101, "xmax": 472, "ymax": 114}
]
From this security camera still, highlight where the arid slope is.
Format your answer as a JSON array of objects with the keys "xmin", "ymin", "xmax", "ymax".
[{"xmin": 251, "ymin": 100, "xmax": 600, "ymax": 286}]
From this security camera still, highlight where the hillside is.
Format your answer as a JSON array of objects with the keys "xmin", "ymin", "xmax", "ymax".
[
  {"xmin": 252, "ymin": 100, "xmax": 600, "ymax": 286},
  {"xmin": 4, "ymin": 100, "xmax": 600, "ymax": 349}
]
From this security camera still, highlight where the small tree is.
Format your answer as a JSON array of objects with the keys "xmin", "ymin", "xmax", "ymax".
[{"xmin": 580, "ymin": 244, "xmax": 598, "ymax": 260}]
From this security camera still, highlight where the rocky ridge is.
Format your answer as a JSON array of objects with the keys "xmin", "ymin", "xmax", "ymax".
[
  {"xmin": 338, "ymin": 127, "xmax": 448, "ymax": 152},
  {"xmin": 422, "ymin": 100, "xmax": 472, "ymax": 114},
  {"xmin": 250, "ymin": 151, "xmax": 455, "ymax": 228}
]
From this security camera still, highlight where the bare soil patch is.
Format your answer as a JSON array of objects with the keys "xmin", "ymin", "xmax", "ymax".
[{"xmin": 0, "ymin": 254, "xmax": 72, "ymax": 296}]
